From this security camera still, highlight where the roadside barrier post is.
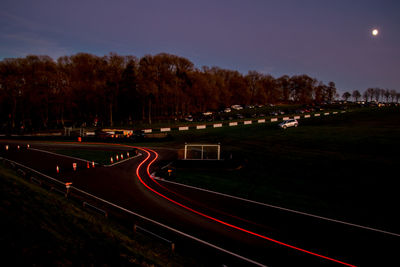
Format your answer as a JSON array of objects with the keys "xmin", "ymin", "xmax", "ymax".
[
  {"xmin": 73, "ymin": 163, "xmax": 77, "ymax": 171},
  {"xmin": 133, "ymin": 224, "xmax": 137, "ymax": 234},
  {"xmin": 65, "ymin": 182, "xmax": 72, "ymax": 198},
  {"xmin": 171, "ymin": 243, "xmax": 175, "ymax": 253}
]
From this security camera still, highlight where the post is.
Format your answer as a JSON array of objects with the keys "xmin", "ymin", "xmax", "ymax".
[
  {"xmin": 201, "ymin": 145, "xmax": 204, "ymax": 160},
  {"xmin": 171, "ymin": 243, "xmax": 175, "ymax": 253},
  {"xmin": 217, "ymin": 144, "xmax": 220, "ymax": 160},
  {"xmin": 184, "ymin": 144, "xmax": 187, "ymax": 160},
  {"xmin": 133, "ymin": 224, "xmax": 137, "ymax": 234},
  {"xmin": 65, "ymin": 182, "xmax": 72, "ymax": 198}
]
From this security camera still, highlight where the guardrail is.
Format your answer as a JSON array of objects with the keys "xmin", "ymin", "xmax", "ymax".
[{"xmin": 0, "ymin": 156, "xmax": 266, "ymax": 267}]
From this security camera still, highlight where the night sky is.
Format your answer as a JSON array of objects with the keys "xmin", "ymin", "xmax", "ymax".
[{"xmin": 1, "ymin": 0, "xmax": 399, "ymax": 94}]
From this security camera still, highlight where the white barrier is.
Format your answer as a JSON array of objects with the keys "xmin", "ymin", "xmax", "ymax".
[
  {"xmin": 160, "ymin": 128, "xmax": 171, "ymax": 132},
  {"xmin": 304, "ymin": 115, "xmax": 311, "ymax": 118},
  {"xmin": 197, "ymin": 125, "xmax": 206, "ymax": 129},
  {"xmin": 294, "ymin": 116, "xmax": 300, "ymax": 119},
  {"xmin": 324, "ymin": 112, "xmax": 329, "ymax": 115},
  {"xmin": 258, "ymin": 119, "xmax": 266, "ymax": 123},
  {"xmin": 213, "ymin": 123, "xmax": 222, "ymax": 128},
  {"xmin": 144, "ymin": 129, "xmax": 152, "ymax": 133},
  {"xmin": 244, "ymin": 121, "xmax": 252, "ymax": 125},
  {"xmin": 179, "ymin": 126, "xmax": 189, "ymax": 131},
  {"xmin": 229, "ymin": 122, "xmax": 238, "ymax": 126},
  {"xmin": 314, "ymin": 113, "xmax": 320, "ymax": 117},
  {"xmin": 283, "ymin": 117, "xmax": 289, "ymax": 120},
  {"xmin": 271, "ymin": 118, "xmax": 278, "ymax": 122}
]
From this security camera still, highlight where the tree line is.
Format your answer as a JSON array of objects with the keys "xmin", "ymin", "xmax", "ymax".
[
  {"xmin": 342, "ymin": 88, "xmax": 400, "ymax": 103},
  {"xmin": 0, "ymin": 52, "xmax": 396, "ymax": 131}
]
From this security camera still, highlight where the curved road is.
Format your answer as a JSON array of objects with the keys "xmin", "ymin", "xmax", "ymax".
[{"xmin": 1, "ymin": 141, "xmax": 399, "ymax": 266}]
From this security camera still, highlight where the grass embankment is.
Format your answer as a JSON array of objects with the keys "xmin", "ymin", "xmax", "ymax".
[
  {"xmin": 0, "ymin": 163, "xmax": 195, "ymax": 266},
  {"xmin": 165, "ymin": 107, "xmax": 400, "ymax": 232}
]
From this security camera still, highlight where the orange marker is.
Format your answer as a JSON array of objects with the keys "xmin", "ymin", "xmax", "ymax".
[
  {"xmin": 73, "ymin": 163, "xmax": 77, "ymax": 171},
  {"xmin": 56, "ymin": 166, "xmax": 60, "ymax": 173},
  {"xmin": 92, "ymin": 161, "xmax": 95, "ymax": 168},
  {"xmin": 87, "ymin": 162, "xmax": 90, "ymax": 169}
]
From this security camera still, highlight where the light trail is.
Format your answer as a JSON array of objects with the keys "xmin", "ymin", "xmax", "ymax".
[
  {"xmin": 135, "ymin": 147, "xmax": 357, "ymax": 267},
  {"xmin": 5, "ymin": 140, "xmax": 356, "ymax": 266}
]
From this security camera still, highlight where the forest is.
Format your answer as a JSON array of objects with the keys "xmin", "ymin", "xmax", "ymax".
[{"xmin": 0, "ymin": 52, "xmax": 398, "ymax": 132}]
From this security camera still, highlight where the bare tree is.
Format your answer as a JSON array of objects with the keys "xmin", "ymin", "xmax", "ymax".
[
  {"xmin": 342, "ymin": 91, "xmax": 351, "ymax": 101},
  {"xmin": 352, "ymin": 90, "xmax": 361, "ymax": 102}
]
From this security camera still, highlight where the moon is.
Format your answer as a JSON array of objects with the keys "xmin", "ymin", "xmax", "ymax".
[{"xmin": 372, "ymin": 29, "xmax": 379, "ymax": 36}]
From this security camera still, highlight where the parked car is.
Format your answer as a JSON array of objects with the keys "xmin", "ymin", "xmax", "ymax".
[
  {"xmin": 231, "ymin": 105, "xmax": 243, "ymax": 110},
  {"xmin": 184, "ymin": 115, "xmax": 193, "ymax": 122},
  {"xmin": 278, "ymin": 119, "xmax": 299, "ymax": 129}
]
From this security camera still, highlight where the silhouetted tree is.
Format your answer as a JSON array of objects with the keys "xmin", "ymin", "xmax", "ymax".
[{"xmin": 342, "ymin": 92, "xmax": 351, "ymax": 101}]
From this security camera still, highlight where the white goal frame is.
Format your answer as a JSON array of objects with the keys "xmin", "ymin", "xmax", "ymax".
[{"xmin": 184, "ymin": 144, "xmax": 221, "ymax": 160}]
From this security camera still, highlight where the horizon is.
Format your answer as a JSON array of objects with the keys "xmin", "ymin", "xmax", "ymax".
[{"xmin": 1, "ymin": 0, "xmax": 400, "ymax": 94}]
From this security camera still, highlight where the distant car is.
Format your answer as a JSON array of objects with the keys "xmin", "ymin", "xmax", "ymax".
[
  {"xmin": 231, "ymin": 105, "xmax": 243, "ymax": 110},
  {"xmin": 278, "ymin": 119, "xmax": 299, "ymax": 129},
  {"xmin": 224, "ymin": 108, "xmax": 232, "ymax": 113},
  {"xmin": 184, "ymin": 115, "xmax": 193, "ymax": 122}
]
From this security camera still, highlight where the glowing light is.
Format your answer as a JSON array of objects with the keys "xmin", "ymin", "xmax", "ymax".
[
  {"xmin": 136, "ymin": 147, "xmax": 356, "ymax": 267},
  {"xmin": 5, "ymin": 145, "xmax": 8, "ymax": 150},
  {"xmin": 116, "ymin": 155, "xmax": 119, "ymax": 161},
  {"xmin": 127, "ymin": 152, "xmax": 130, "ymax": 157},
  {"xmin": 27, "ymin": 144, "xmax": 30, "ymax": 148},
  {"xmin": 87, "ymin": 162, "xmax": 90, "ymax": 169},
  {"xmin": 121, "ymin": 153, "xmax": 124, "ymax": 160},
  {"xmin": 56, "ymin": 165, "xmax": 60, "ymax": 173},
  {"xmin": 111, "ymin": 157, "xmax": 114, "ymax": 163},
  {"xmin": 92, "ymin": 161, "xmax": 95, "ymax": 168},
  {"xmin": 372, "ymin": 29, "xmax": 379, "ymax": 36},
  {"xmin": 17, "ymin": 145, "xmax": 20, "ymax": 150},
  {"xmin": 73, "ymin": 163, "xmax": 77, "ymax": 171}
]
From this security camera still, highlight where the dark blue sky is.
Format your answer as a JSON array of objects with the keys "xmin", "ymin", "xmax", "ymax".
[{"xmin": 1, "ymin": 0, "xmax": 399, "ymax": 93}]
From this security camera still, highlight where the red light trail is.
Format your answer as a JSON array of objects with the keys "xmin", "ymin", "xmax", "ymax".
[
  {"xmin": 37, "ymin": 141, "xmax": 356, "ymax": 266},
  {"xmin": 135, "ymin": 147, "xmax": 356, "ymax": 267}
]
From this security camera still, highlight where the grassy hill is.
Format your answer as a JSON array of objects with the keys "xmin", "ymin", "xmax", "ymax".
[
  {"xmin": 161, "ymin": 107, "xmax": 400, "ymax": 233},
  {"xmin": 0, "ymin": 163, "xmax": 196, "ymax": 266}
]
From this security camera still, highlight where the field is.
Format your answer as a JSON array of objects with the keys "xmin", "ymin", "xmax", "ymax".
[{"xmin": 160, "ymin": 107, "xmax": 400, "ymax": 233}]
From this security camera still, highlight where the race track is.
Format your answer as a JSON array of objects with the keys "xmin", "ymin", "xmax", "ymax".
[{"xmin": 1, "ymin": 141, "xmax": 398, "ymax": 266}]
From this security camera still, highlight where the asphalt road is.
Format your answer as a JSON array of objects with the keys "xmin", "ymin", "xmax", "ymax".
[{"xmin": 1, "ymin": 141, "xmax": 399, "ymax": 266}]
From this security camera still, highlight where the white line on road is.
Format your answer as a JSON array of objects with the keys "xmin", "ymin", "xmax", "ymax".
[
  {"xmin": 28, "ymin": 147, "xmax": 141, "ymax": 167},
  {"xmin": 29, "ymin": 147, "xmax": 93, "ymax": 163},
  {"xmin": 154, "ymin": 177, "xmax": 400, "ymax": 238},
  {"xmin": 70, "ymin": 187, "xmax": 267, "ymax": 267},
  {"xmin": 105, "ymin": 153, "xmax": 142, "ymax": 167},
  {"xmin": 0, "ymin": 156, "xmax": 267, "ymax": 266}
]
